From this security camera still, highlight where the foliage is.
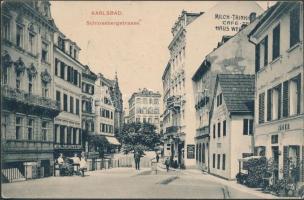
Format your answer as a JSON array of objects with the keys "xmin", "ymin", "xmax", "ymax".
[
  {"xmin": 245, "ymin": 157, "xmax": 268, "ymax": 188},
  {"xmin": 272, "ymin": 179, "xmax": 288, "ymax": 196},
  {"xmin": 117, "ymin": 122, "xmax": 160, "ymax": 155},
  {"xmin": 236, "ymin": 172, "xmax": 248, "ymax": 185}
]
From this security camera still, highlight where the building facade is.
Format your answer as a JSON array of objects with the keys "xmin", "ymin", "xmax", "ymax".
[
  {"xmin": 128, "ymin": 88, "xmax": 161, "ymax": 132},
  {"xmin": 94, "ymin": 73, "xmax": 120, "ymax": 154},
  {"xmin": 249, "ymin": 2, "xmax": 304, "ymax": 183},
  {"xmin": 53, "ymin": 31, "xmax": 84, "ymax": 158},
  {"xmin": 162, "ymin": 2, "xmax": 264, "ymax": 168},
  {"xmin": 81, "ymin": 65, "xmax": 97, "ymax": 154},
  {"xmin": 191, "ymin": 15, "xmax": 260, "ymax": 171},
  {"xmin": 209, "ymin": 74, "xmax": 255, "ymax": 180},
  {"xmin": 1, "ymin": 1, "xmax": 60, "ymax": 181}
]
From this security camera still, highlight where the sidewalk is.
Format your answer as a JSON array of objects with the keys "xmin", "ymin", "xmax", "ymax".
[{"xmin": 183, "ymin": 169, "xmax": 281, "ymax": 199}]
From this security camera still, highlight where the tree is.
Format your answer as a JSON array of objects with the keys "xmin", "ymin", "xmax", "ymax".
[{"xmin": 117, "ymin": 122, "xmax": 160, "ymax": 155}]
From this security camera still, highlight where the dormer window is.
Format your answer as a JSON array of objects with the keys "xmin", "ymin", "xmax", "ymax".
[
  {"xmin": 69, "ymin": 45, "xmax": 72, "ymax": 55},
  {"xmin": 74, "ymin": 49, "xmax": 77, "ymax": 59},
  {"xmin": 58, "ymin": 37, "xmax": 65, "ymax": 51}
]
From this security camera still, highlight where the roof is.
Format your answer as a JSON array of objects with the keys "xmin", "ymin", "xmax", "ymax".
[{"xmin": 216, "ymin": 74, "xmax": 255, "ymax": 114}]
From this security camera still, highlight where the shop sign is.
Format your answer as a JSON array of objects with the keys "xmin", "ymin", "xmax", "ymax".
[
  {"xmin": 187, "ymin": 144, "xmax": 195, "ymax": 159},
  {"xmin": 214, "ymin": 13, "xmax": 249, "ymax": 32},
  {"xmin": 278, "ymin": 123, "xmax": 290, "ymax": 131}
]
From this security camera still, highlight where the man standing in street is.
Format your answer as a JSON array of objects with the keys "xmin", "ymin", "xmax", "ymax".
[
  {"xmin": 156, "ymin": 152, "xmax": 160, "ymax": 163},
  {"xmin": 134, "ymin": 151, "xmax": 141, "ymax": 170},
  {"xmin": 165, "ymin": 157, "xmax": 170, "ymax": 172}
]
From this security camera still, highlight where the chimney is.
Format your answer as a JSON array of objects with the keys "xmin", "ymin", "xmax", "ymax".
[{"xmin": 249, "ymin": 12, "xmax": 257, "ymax": 23}]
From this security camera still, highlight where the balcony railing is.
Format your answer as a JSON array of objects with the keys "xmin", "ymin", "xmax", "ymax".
[
  {"xmin": 3, "ymin": 139, "xmax": 53, "ymax": 152},
  {"xmin": 2, "ymin": 85, "xmax": 60, "ymax": 111},
  {"xmin": 166, "ymin": 125, "xmax": 180, "ymax": 134},
  {"xmin": 54, "ymin": 144, "xmax": 83, "ymax": 150},
  {"xmin": 195, "ymin": 96, "xmax": 209, "ymax": 110},
  {"xmin": 166, "ymin": 95, "xmax": 181, "ymax": 112}
]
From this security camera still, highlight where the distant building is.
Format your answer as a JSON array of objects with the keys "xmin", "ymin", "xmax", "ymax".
[
  {"xmin": 94, "ymin": 73, "xmax": 120, "ymax": 154},
  {"xmin": 1, "ymin": 1, "xmax": 60, "ymax": 181},
  {"xmin": 128, "ymin": 88, "xmax": 161, "ymax": 132},
  {"xmin": 53, "ymin": 30, "xmax": 85, "ymax": 158},
  {"xmin": 249, "ymin": 2, "xmax": 303, "ymax": 183},
  {"xmin": 209, "ymin": 74, "xmax": 255, "ymax": 180}
]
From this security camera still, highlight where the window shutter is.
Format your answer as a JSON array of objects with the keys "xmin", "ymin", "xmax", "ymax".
[
  {"xmin": 243, "ymin": 119, "xmax": 248, "ymax": 135},
  {"xmin": 277, "ymin": 84, "xmax": 282, "ymax": 119},
  {"xmin": 302, "ymin": 146, "xmax": 304, "ymax": 182},
  {"xmin": 295, "ymin": 146, "xmax": 300, "ymax": 182},
  {"xmin": 255, "ymin": 43, "xmax": 260, "ymax": 72},
  {"xmin": 264, "ymin": 36, "xmax": 268, "ymax": 66},
  {"xmin": 272, "ymin": 24, "xmax": 280, "ymax": 60},
  {"xmin": 249, "ymin": 119, "xmax": 253, "ymax": 135},
  {"xmin": 259, "ymin": 93, "xmax": 265, "ymax": 123},
  {"xmin": 283, "ymin": 146, "xmax": 289, "ymax": 179},
  {"xmin": 267, "ymin": 89, "xmax": 272, "ymax": 121},
  {"xmin": 283, "ymin": 81, "xmax": 289, "ymax": 117},
  {"xmin": 296, "ymin": 74, "xmax": 301, "ymax": 114}
]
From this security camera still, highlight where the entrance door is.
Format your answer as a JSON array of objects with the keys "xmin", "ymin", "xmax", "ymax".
[
  {"xmin": 41, "ymin": 160, "xmax": 50, "ymax": 177},
  {"xmin": 272, "ymin": 146, "xmax": 279, "ymax": 183}
]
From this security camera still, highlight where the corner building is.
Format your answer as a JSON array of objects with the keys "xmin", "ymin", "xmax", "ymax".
[{"xmin": 249, "ymin": 2, "xmax": 304, "ymax": 183}]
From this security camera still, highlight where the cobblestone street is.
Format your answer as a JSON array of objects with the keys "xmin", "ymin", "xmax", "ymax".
[{"xmin": 2, "ymin": 168, "xmax": 276, "ymax": 199}]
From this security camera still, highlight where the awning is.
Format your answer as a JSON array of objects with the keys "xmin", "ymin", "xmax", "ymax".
[{"xmin": 105, "ymin": 136, "xmax": 121, "ymax": 145}]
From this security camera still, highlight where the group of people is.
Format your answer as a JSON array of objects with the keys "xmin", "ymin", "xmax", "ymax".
[{"xmin": 57, "ymin": 153, "xmax": 87, "ymax": 177}]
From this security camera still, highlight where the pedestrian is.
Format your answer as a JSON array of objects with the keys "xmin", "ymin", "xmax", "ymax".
[
  {"xmin": 57, "ymin": 153, "xmax": 64, "ymax": 175},
  {"xmin": 134, "ymin": 151, "xmax": 141, "ymax": 170},
  {"xmin": 156, "ymin": 152, "xmax": 159, "ymax": 163},
  {"xmin": 71, "ymin": 153, "xmax": 80, "ymax": 175},
  {"xmin": 79, "ymin": 155, "xmax": 87, "ymax": 177},
  {"xmin": 165, "ymin": 157, "xmax": 170, "ymax": 172}
]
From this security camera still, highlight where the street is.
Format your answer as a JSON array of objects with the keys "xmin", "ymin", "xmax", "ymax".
[{"xmin": 2, "ymin": 168, "xmax": 264, "ymax": 199}]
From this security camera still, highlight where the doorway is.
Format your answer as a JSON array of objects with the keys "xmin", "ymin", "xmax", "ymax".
[{"xmin": 272, "ymin": 146, "xmax": 279, "ymax": 183}]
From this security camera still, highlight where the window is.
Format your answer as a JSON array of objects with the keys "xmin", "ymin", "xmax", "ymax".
[
  {"xmin": 223, "ymin": 120, "xmax": 226, "ymax": 136},
  {"xmin": 283, "ymin": 81, "xmax": 289, "ymax": 117},
  {"xmin": 272, "ymin": 85, "xmax": 282, "ymax": 120},
  {"xmin": 60, "ymin": 61, "xmax": 65, "ymax": 79},
  {"xmin": 136, "ymin": 118, "xmax": 140, "ymax": 122},
  {"xmin": 76, "ymin": 99, "xmax": 80, "ymax": 115},
  {"xmin": 16, "ymin": 74, "xmax": 21, "ymax": 89},
  {"xmin": 16, "ymin": 116, "xmax": 22, "ymax": 140},
  {"xmin": 60, "ymin": 126, "xmax": 65, "ymax": 144},
  {"xmin": 143, "ymin": 98, "xmax": 147, "ymax": 104},
  {"xmin": 213, "ymin": 124, "xmax": 216, "ymax": 138},
  {"xmin": 28, "ymin": 76, "xmax": 33, "ymax": 94},
  {"xmin": 69, "ymin": 46, "xmax": 72, "ymax": 55},
  {"xmin": 28, "ymin": 32, "xmax": 35, "ymax": 54},
  {"xmin": 42, "ymin": 121, "xmax": 47, "ymax": 141},
  {"xmin": 222, "ymin": 154, "xmax": 226, "ymax": 170},
  {"xmin": 74, "ymin": 49, "xmax": 76, "ymax": 59},
  {"xmin": 27, "ymin": 119, "xmax": 33, "ymax": 140},
  {"xmin": 56, "ymin": 91, "xmax": 61, "ymax": 105},
  {"xmin": 154, "ymin": 98, "xmax": 159, "ymax": 104},
  {"xmin": 148, "ymin": 118, "xmax": 152, "ymax": 123},
  {"xmin": 271, "ymin": 135, "xmax": 278, "ymax": 144},
  {"xmin": 290, "ymin": 5, "xmax": 300, "ymax": 47},
  {"xmin": 73, "ymin": 128, "xmax": 77, "ymax": 144},
  {"xmin": 258, "ymin": 93, "xmax": 265, "ymax": 123},
  {"xmin": 154, "ymin": 118, "xmax": 159, "ymax": 124},
  {"xmin": 290, "ymin": 75, "xmax": 301, "ymax": 115},
  {"xmin": 272, "ymin": 24, "xmax": 280, "ymax": 60},
  {"xmin": 259, "ymin": 36, "xmax": 268, "ymax": 68},
  {"xmin": 217, "ymin": 154, "xmax": 221, "ymax": 169},
  {"xmin": 16, "ymin": 24, "xmax": 23, "ymax": 48},
  {"xmin": 41, "ymin": 42, "xmax": 48, "ymax": 62},
  {"xmin": 213, "ymin": 154, "xmax": 216, "ymax": 168},
  {"xmin": 143, "ymin": 118, "xmax": 147, "ymax": 123},
  {"xmin": 217, "ymin": 122, "xmax": 221, "ymax": 137},
  {"xmin": 67, "ymin": 127, "xmax": 71, "ymax": 145},
  {"xmin": 243, "ymin": 119, "xmax": 253, "ymax": 135},
  {"xmin": 1, "ymin": 115, "xmax": 8, "ymax": 139},
  {"xmin": 58, "ymin": 36, "xmax": 65, "ymax": 51},
  {"xmin": 217, "ymin": 93, "xmax": 222, "ymax": 107},
  {"xmin": 255, "ymin": 43, "xmax": 260, "ymax": 72},
  {"xmin": 70, "ymin": 96, "xmax": 74, "ymax": 113},
  {"xmin": 154, "ymin": 108, "xmax": 159, "ymax": 114},
  {"xmin": 42, "ymin": 82, "xmax": 48, "ymax": 98},
  {"xmin": 2, "ymin": 17, "xmax": 10, "ymax": 40},
  {"xmin": 63, "ymin": 94, "xmax": 68, "ymax": 112},
  {"xmin": 267, "ymin": 89, "xmax": 272, "ymax": 121}
]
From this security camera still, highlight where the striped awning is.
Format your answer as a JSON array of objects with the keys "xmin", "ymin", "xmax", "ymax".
[{"xmin": 105, "ymin": 136, "xmax": 121, "ymax": 145}]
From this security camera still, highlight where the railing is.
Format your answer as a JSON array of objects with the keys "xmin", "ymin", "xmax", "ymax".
[
  {"xmin": 2, "ymin": 85, "xmax": 60, "ymax": 111},
  {"xmin": 166, "ymin": 126, "xmax": 180, "ymax": 134},
  {"xmin": 3, "ymin": 139, "xmax": 53, "ymax": 152},
  {"xmin": 195, "ymin": 96, "xmax": 209, "ymax": 110},
  {"xmin": 54, "ymin": 144, "xmax": 82, "ymax": 150},
  {"xmin": 196, "ymin": 126, "xmax": 209, "ymax": 136}
]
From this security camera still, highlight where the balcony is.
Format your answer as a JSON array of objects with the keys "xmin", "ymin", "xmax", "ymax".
[
  {"xmin": 2, "ymin": 85, "xmax": 60, "ymax": 117},
  {"xmin": 196, "ymin": 126, "xmax": 209, "ymax": 139},
  {"xmin": 195, "ymin": 96, "xmax": 209, "ymax": 110},
  {"xmin": 2, "ymin": 139, "xmax": 53, "ymax": 153},
  {"xmin": 166, "ymin": 95, "xmax": 181, "ymax": 112},
  {"xmin": 166, "ymin": 125, "xmax": 180, "ymax": 134}
]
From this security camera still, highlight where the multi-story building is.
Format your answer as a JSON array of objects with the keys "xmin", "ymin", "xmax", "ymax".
[
  {"xmin": 128, "ymin": 88, "xmax": 161, "ymax": 132},
  {"xmin": 95, "ymin": 73, "xmax": 120, "ymax": 154},
  {"xmin": 191, "ymin": 14, "xmax": 260, "ymax": 171},
  {"xmin": 249, "ymin": 2, "xmax": 303, "ymax": 183},
  {"xmin": 209, "ymin": 74, "xmax": 255, "ymax": 180},
  {"xmin": 81, "ymin": 65, "xmax": 97, "ymax": 154},
  {"xmin": 53, "ymin": 31, "xmax": 84, "ymax": 158},
  {"xmin": 1, "ymin": 1, "xmax": 60, "ymax": 181},
  {"xmin": 162, "ymin": 2, "xmax": 263, "ymax": 168}
]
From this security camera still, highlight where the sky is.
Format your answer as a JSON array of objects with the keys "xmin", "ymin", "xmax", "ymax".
[{"xmin": 50, "ymin": 1, "xmax": 274, "ymax": 109}]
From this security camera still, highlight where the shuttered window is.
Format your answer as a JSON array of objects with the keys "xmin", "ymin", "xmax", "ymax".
[
  {"xmin": 223, "ymin": 120, "xmax": 226, "ymax": 136},
  {"xmin": 258, "ymin": 93, "xmax": 265, "ymax": 123},
  {"xmin": 267, "ymin": 89, "xmax": 272, "ymax": 121},
  {"xmin": 272, "ymin": 24, "xmax": 280, "ymax": 60},
  {"xmin": 290, "ymin": 5, "xmax": 300, "ymax": 47},
  {"xmin": 213, "ymin": 124, "xmax": 216, "ymax": 139},
  {"xmin": 263, "ymin": 36, "xmax": 268, "ymax": 66},
  {"xmin": 213, "ymin": 154, "xmax": 216, "ymax": 168},
  {"xmin": 283, "ymin": 81, "xmax": 289, "ymax": 117},
  {"xmin": 255, "ymin": 43, "xmax": 260, "ymax": 72}
]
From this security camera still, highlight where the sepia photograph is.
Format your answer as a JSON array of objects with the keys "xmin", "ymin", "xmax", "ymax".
[{"xmin": 1, "ymin": 0, "xmax": 303, "ymax": 199}]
